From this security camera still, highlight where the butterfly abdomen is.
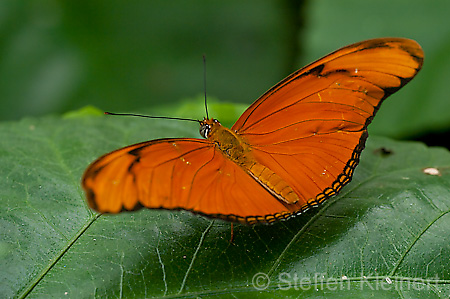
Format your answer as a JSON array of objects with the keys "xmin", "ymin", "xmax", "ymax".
[{"xmin": 247, "ymin": 163, "xmax": 299, "ymax": 204}]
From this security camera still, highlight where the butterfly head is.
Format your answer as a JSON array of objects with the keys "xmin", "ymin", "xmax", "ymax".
[{"xmin": 199, "ymin": 117, "xmax": 220, "ymax": 139}]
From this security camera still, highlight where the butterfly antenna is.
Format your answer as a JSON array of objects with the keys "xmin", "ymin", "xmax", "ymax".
[
  {"xmin": 104, "ymin": 112, "xmax": 200, "ymax": 123},
  {"xmin": 203, "ymin": 54, "xmax": 209, "ymax": 119}
]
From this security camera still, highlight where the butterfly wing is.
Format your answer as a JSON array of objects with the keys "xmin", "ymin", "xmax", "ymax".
[
  {"xmin": 232, "ymin": 38, "xmax": 424, "ymax": 209},
  {"xmin": 83, "ymin": 38, "xmax": 424, "ymax": 224},
  {"xmin": 82, "ymin": 138, "xmax": 296, "ymax": 224}
]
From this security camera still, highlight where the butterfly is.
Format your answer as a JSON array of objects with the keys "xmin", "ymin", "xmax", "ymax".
[{"xmin": 82, "ymin": 38, "xmax": 424, "ymax": 224}]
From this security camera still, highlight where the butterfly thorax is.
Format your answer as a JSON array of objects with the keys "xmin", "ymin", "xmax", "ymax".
[
  {"xmin": 200, "ymin": 118, "xmax": 253, "ymax": 166},
  {"xmin": 200, "ymin": 118, "xmax": 299, "ymax": 204}
]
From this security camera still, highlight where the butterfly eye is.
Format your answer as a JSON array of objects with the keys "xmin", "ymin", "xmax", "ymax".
[{"xmin": 199, "ymin": 123, "xmax": 211, "ymax": 138}]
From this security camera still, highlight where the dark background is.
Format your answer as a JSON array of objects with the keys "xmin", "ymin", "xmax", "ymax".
[{"xmin": 1, "ymin": 0, "xmax": 449, "ymax": 147}]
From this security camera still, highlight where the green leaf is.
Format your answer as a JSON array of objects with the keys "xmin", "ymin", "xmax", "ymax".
[{"xmin": 1, "ymin": 104, "xmax": 450, "ymax": 298}]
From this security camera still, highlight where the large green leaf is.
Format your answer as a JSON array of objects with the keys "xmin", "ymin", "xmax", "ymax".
[{"xmin": 1, "ymin": 104, "xmax": 450, "ymax": 298}]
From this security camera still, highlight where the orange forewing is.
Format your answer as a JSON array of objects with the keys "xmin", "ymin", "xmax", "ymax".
[
  {"xmin": 232, "ymin": 38, "xmax": 423, "ymax": 209},
  {"xmin": 82, "ymin": 38, "xmax": 424, "ymax": 224}
]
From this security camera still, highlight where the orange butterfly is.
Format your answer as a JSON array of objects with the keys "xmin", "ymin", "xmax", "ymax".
[{"xmin": 82, "ymin": 38, "xmax": 424, "ymax": 224}]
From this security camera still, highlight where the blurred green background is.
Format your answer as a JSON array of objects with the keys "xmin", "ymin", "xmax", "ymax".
[{"xmin": 1, "ymin": 0, "xmax": 449, "ymax": 146}]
